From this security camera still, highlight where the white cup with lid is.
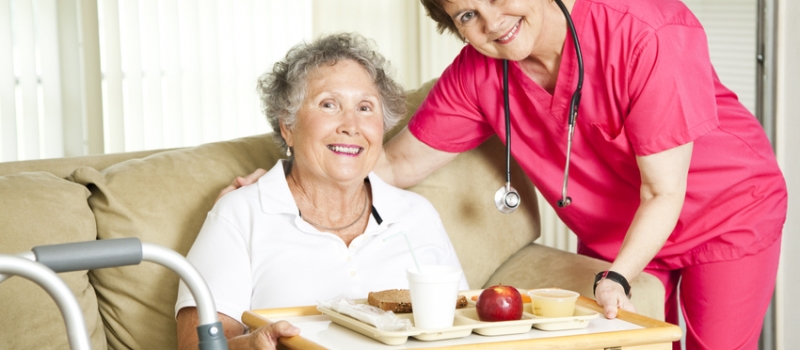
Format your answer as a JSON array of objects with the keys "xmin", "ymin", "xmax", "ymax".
[{"xmin": 406, "ymin": 265, "xmax": 462, "ymax": 329}]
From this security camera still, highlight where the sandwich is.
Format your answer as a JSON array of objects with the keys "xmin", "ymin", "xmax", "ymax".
[{"xmin": 367, "ymin": 289, "xmax": 468, "ymax": 313}]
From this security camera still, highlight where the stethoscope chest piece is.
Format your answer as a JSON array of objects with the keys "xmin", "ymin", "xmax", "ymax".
[{"xmin": 495, "ymin": 183, "xmax": 520, "ymax": 214}]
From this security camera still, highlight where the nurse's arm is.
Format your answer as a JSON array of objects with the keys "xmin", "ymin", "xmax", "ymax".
[
  {"xmin": 375, "ymin": 126, "xmax": 460, "ymax": 188},
  {"xmin": 595, "ymin": 141, "xmax": 693, "ymax": 319}
]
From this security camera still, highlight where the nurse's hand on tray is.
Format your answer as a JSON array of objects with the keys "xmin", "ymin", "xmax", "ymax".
[
  {"xmin": 594, "ymin": 279, "xmax": 637, "ymax": 319},
  {"xmin": 216, "ymin": 168, "xmax": 267, "ymax": 203}
]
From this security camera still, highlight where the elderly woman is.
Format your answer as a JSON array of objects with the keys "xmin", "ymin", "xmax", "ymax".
[{"xmin": 174, "ymin": 33, "xmax": 467, "ymax": 350}]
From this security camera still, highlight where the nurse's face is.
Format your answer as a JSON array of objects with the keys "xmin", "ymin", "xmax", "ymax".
[{"xmin": 442, "ymin": 0, "xmax": 548, "ymax": 61}]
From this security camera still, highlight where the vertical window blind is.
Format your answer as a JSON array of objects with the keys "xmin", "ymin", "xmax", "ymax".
[
  {"xmin": 97, "ymin": 0, "xmax": 312, "ymax": 154},
  {"xmin": 1, "ymin": 0, "xmax": 64, "ymax": 161},
  {"xmin": 0, "ymin": 0, "xmax": 467, "ymax": 163}
]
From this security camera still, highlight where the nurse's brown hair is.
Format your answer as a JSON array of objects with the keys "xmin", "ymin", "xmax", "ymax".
[{"xmin": 420, "ymin": 0, "xmax": 465, "ymax": 41}]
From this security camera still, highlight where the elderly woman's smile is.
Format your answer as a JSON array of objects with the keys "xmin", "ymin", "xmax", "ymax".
[{"xmin": 327, "ymin": 144, "xmax": 363, "ymax": 155}]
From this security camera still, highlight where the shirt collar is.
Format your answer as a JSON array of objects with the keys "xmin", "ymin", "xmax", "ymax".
[
  {"xmin": 258, "ymin": 160, "xmax": 298, "ymax": 215},
  {"xmin": 365, "ymin": 172, "xmax": 406, "ymax": 226}
]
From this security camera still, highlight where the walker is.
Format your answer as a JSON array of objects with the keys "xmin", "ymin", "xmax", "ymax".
[{"xmin": 0, "ymin": 237, "xmax": 228, "ymax": 350}]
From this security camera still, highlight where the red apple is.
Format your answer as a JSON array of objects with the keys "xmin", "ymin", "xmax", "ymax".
[{"xmin": 476, "ymin": 284, "xmax": 523, "ymax": 322}]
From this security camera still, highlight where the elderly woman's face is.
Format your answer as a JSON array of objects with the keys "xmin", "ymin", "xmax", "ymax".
[
  {"xmin": 444, "ymin": 0, "xmax": 544, "ymax": 62},
  {"xmin": 281, "ymin": 59, "xmax": 384, "ymax": 185}
]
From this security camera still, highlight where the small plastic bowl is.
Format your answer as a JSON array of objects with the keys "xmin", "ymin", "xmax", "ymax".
[{"xmin": 527, "ymin": 288, "xmax": 580, "ymax": 318}]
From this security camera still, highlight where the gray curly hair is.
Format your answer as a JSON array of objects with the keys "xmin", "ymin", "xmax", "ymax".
[{"xmin": 257, "ymin": 32, "xmax": 407, "ymax": 154}]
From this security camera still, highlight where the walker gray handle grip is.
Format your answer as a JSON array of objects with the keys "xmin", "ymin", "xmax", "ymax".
[
  {"xmin": 28, "ymin": 238, "xmax": 228, "ymax": 349},
  {"xmin": 32, "ymin": 237, "xmax": 143, "ymax": 273}
]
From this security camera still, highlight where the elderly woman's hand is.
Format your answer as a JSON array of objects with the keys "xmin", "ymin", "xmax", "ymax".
[
  {"xmin": 236, "ymin": 321, "xmax": 301, "ymax": 350},
  {"xmin": 594, "ymin": 279, "xmax": 637, "ymax": 319},
  {"xmin": 178, "ymin": 308, "xmax": 299, "ymax": 350},
  {"xmin": 217, "ymin": 168, "xmax": 267, "ymax": 202}
]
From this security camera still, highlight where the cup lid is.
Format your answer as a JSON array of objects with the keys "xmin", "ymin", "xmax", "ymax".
[
  {"xmin": 406, "ymin": 265, "xmax": 462, "ymax": 283},
  {"xmin": 528, "ymin": 288, "xmax": 580, "ymax": 300}
]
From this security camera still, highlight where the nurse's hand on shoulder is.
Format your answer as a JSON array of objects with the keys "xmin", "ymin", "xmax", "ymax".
[
  {"xmin": 594, "ymin": 279, "xmax": 637, "ymax": 319},
  {"xmin": 216, "ymin": 168, "xmax": 267, "ymax": 202}
]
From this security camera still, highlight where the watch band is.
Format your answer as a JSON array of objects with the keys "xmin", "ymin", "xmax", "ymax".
[{"xmin": 593, "ymin": 270, "xmax": 632, "ymax": 298}]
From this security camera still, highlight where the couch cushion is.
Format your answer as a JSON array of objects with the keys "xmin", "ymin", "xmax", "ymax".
[
  {"xmin": 0, "ymin": 172, "xmax": 107, "ymax": 350},
  {"xmin": 70, "ymin": 135, "xmax": 282, "ymax": 349},
  {"xmin": 0, "ymin": 149, "xmax": 166, "ymax": 178},
  {"xmin": 388, "ymin": 79, "xmax": 541, "ymax": 288}
]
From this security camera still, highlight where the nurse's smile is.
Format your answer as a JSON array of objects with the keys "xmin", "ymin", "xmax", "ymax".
[{"xmin": 496, "ymin": 19, "xmax": 522, "ymax": 44}]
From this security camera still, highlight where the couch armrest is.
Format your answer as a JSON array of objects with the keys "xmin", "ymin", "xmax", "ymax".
[{"xmin": 484, "ymin": 243, "xmax": 665, "ymax": 321}]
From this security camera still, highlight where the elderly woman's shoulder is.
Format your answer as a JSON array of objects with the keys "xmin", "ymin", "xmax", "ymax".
[{"xmin": 213, "ymin": 181, "xmax": 262, "ymax": 212}]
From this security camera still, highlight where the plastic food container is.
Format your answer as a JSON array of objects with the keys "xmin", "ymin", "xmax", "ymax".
[{"xmin": 527, "ymin": 288, "xmax": 580, "ymax": 318}]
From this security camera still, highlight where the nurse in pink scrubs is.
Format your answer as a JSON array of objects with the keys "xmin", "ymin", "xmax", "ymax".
[
  {"xmin": 383, "ymin": 1, "xmax": 785, "ymax": 349},
  {"xmin": 223, "ymin": 0, "xmax": 786, "ymax": 348}
]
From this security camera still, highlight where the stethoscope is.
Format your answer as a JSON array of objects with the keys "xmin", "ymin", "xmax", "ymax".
[{"xmin": 495, "ymin": 0, "xmax": 584, "ymax": 214}]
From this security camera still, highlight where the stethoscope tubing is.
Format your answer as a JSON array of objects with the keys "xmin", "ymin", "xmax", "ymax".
[
  {"xmin": 495, "ymin": 58, "xmax": 521, "ymax": 214},
  {"xmin": 503, "ymin": 59, "xmax": 512, "ymax": 187},
  {"xmin": 499, "ymin": 0, "xmax": 584, "ymax": 212},
  {"xmin": 556, "ymin": 0, "xmax": 584, "ymax": 208}
]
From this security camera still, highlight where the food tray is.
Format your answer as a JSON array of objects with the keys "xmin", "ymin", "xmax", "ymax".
[
  {"xmin": 316, "ymin": 290, "xmax": 600, "ymax": 345},
  {"xmin": 317, "ymin": 301, "xmax": 474, "ymax": 345}
]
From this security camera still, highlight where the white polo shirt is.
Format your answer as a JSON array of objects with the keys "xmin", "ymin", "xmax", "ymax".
[{"xmin": 175, "ymin": 161, "xmax": 468, "ymax": 322}]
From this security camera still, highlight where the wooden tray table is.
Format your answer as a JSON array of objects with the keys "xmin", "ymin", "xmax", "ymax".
[{"xmin": 243, "ymin": 296, "xmax": 681, "ymax": 350}]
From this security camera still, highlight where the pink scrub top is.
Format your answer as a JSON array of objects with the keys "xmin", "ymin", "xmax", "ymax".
[{"xmin": 409, "ymin": 0, "xmax": 787, "ymax": 270}]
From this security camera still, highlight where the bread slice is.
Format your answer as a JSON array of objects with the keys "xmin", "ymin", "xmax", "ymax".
[
  {"xmin": 367, "ymin": 289, "xmax": 468, "ymax": 313},
  {"xmin": 368, "ymin": 289, "xmax": 413, "ymax": 313}
]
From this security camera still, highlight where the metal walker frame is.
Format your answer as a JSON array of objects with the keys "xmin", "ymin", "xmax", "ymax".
[{"xmin": 0, "ymin": 238, "xmax": 228, "ymax": 350}]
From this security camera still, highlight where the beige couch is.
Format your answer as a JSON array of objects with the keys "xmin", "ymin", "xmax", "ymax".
[{"xmin": 0, "ymin": 80, "xmax": 664, "ymax": 349}]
